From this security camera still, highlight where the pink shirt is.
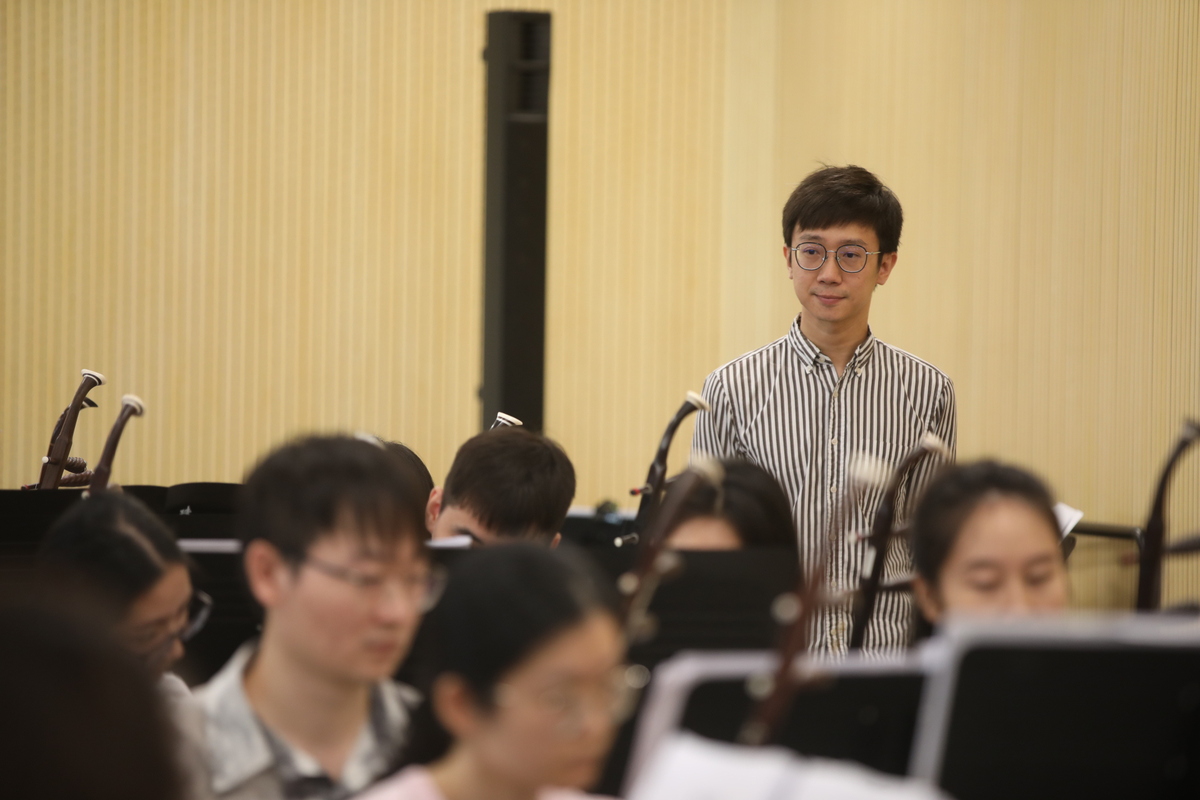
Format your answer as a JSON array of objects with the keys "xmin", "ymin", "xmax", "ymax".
[{"xmin": 354, "ymin": 766, "xmax": 607, "ymax": 800}]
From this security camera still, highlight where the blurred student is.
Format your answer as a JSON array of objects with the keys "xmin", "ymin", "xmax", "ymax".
[
  {"xmin": 358, "ymin": 544, "xmax": 625, "ymax": 800},
  {"xmin": 183, "ymin": 435, "xmax": 440, "ymax": 800},
  {"xmin": 0, "ymin": 597, "xmax": 184, "ymax": 800},
  {"xmin": 40, "ymin": 491, "xmax": 210, "ymax": 693},
  {"xmin": 662, "ymin": 459, "xmax": 799, "ymax": 555},
  {"xmin": 426, "ymin": 428, "xmax": 575, "ymax": 546},
  {"xmin": 910, "ymin": 460, "xmax": 1069, "ymax": 626}
]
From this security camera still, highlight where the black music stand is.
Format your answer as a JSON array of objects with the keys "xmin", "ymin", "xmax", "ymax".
[
  {"xmin": 590, "ymin": 548, "xmax": 798, "ymax": 795},
  {"xmin": 909, "ymin": 616, "xmax": 1200, "ymax": 800},
  {"xmin": 623, "ymin": 650, "xmax": 924, "ymax": 794}
]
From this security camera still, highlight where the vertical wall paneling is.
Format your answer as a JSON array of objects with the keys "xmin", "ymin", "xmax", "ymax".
[{"xmin": 3, "ymin": 0, "xmax": 1197, "ymax": 607}]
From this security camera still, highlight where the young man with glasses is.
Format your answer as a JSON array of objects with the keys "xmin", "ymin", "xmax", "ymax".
[
  {"xmin": 691, "ymin": 165, "xmax": 956, "ymax": 654},
  {"xmin": 182, "ymin": 435, "xmax": 441, "ymax": 800}
]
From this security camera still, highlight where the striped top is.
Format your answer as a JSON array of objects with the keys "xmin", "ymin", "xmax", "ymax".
[{"xmin": 691, "ymin": 317, "xmax": 956, "ymax": 654}]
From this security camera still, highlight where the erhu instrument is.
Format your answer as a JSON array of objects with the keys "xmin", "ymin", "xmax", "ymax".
[
  {"xmin": 32, "ymin": 369, "xmax": 107, "ymax": 490},
  {"xmin": 848, "ymin": 433, "xmax": 949, "ymax": 650},
  {"xmin": 619, "ymin": 462, "xmax": 723, "ymax": 644},
  {"xmin": 86, "ymin": 395, "xmax": 146, "ymax": 495},
  {"xmin": 629, "ymin": 391, "xmax": 710, "ymax": 538},
  {"xmin": 490, "ymin": 412, "xmax": 523, "ymax": 429},
  {"xmin": 1135, "ymin": 418, "xmax": 1200, "ymax": 611},
  {"xmin": 739, "ymin": 458, "xmax": 890, "ymax": 745}
]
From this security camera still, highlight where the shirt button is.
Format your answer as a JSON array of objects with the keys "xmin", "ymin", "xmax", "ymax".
[
  {"xmin": 855, "ymin": 368, "xmax": 863, "ymax": 376},
  {"xmin": 832, "ymin": 389, "xmax": 839, "ymax": 398},
  {"xmin": 804, "ymin": 366, "xmax": 813, "ymax": 375},
  {"xmin": 830, "ymin": 437, "xmax": 838, "ymax": 446},
  {"xmin": 829, "ymin": 483, "xmax": 836, "ymax": 494}
]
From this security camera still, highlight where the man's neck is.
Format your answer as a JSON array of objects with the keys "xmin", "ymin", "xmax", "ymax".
[
  {"xmin": 428, "ymin": 744, "xmax": 538, "ymax": 800},
  {"xmin": 242, "ymin": 631, "xmax": 372, "ymax": 781},
  {"xmin": 798, "ymin": 314, "xmax": 869, "ymax": 377}
]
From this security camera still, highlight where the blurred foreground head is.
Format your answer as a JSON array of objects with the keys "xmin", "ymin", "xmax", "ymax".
[
  {"xmin": 40, "ymin": 491, "xmax": 201, "ymax": 675},
  {"xmin": 401, "ymin": 544, "xmax": 624, "ymax": 792},
  {"xmin": 911, "ymin": 460, "xmax": 1069, "ymax": 625},
  {"xmin": 0, "ymin": 598, "xmax": 182, "ymax": 800},
  {"xmin": 239, "ymin": 434, "xmax": 433, "ymax": 682}
]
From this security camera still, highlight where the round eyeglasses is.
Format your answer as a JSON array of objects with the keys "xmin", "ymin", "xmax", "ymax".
[
  {"xmin": 132, "ymin": 590, "xmax": 213, "ymax": 670},
  {"xmin": 790, "ymin": 242, "xmax": 882, "ymax": 274},
  {"xmin": 304, "ymin": 556, "xmax": 448, "ymax": 613}
]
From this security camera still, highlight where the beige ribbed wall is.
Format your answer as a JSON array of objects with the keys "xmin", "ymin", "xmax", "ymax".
[
  {"xmin": 3, "ymin": 0, "xmax": 1197, "ymax": 605},
  {"xmin": 764, "ymin": 0, "xmax": 1200, "ymax": 606}
]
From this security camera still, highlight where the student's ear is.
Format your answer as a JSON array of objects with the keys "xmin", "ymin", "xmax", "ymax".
[
  {"xmin": 875, "ymin": 252, "xmax": 898, "ymax": 286},
  {"xmin": 550, "ymin": 532, "xmax": 561, "ymax": 549},
  {"xmin": 243, "ymin": 539, "xmax": 292, "ymax": 610},
  {"xmin": 431, "ymin": 673, "xmax": 482, "ymax": 739},
  {"xmin": 425, "ymin": 488, "xmax": 443, "ymax": 533},
  {"xmin": 782, "ymin": 243, "xmax": 794, "ymax": 278},
  {"xmin": 912, "ymin": 575, "xmax": 943, "ymax": 626}
]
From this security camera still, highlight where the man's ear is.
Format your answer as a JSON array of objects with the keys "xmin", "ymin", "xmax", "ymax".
[
  {"xmin": 431, "ymin": 673, "xmax": 482, "ymax": 740},
  {"xmin": 875, "ymin": 251, "xmax": 898, "ymax": 286},
  {"xmin": 549, "ymin": 532, "xmax": 562, "ymax": 549},
  {"xmin": 243, "ymin": 539, "xmax": 292, "ymax": 610},
  {"xmin": 425, "ymin": 488, "xmax": 443, "ymax": 534},
  {"xmin": 782, "ymin": 243, "xmax": 794, "ymax": 278},
  {"xmin": 912, "ymin": 575, "xmax": 943, "ymax": 626}
]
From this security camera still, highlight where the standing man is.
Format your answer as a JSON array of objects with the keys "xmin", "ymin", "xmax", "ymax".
[{"xmin": 691, "ymin": 165, "xmax": 955, "ymax": 653}]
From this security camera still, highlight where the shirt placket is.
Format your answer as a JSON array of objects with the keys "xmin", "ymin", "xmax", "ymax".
[{"xmin": 826, "ymin": 356, "xmax": 859, "ymax": 654}]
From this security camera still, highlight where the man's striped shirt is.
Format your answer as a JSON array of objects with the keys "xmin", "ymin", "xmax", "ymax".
[{"xmin": 691, "ymin": 317, "xmax": 956, "ymax": 654}]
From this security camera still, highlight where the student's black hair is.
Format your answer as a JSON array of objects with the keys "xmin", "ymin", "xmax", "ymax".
[
  {"xmin": 399, "ymin": 543, "xmax": 619, "ymax": 767},
  {"xmin": 40, "ymin": 492, "xmax": 186, "ymax": 614},
  {"xmin": 441, "ymin": 428, "xmax": 576, "ymax": 541},
  {"xmin": 910, "ymin": 460, "xmax": 1062, "ymax": 587},
  {"xmin": 0, "ymin": 598, "xmax": 184, "ymax": 800},
  {"xmin": 666, "ymin": 459, "xmax": 798, "ymax": 554},
  {"xmin": 386, "ymin": 441, "xmax": 435, "ymax": 507},
  {"xmin": 238, "ymin": 434, "xmax": 427, "ymax": 562},
  {"xmin": 781, "ymin": 164, "xmax": 903, "ymax": 253}
]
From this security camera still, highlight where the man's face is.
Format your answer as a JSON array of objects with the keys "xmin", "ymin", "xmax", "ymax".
[
  {"xmin": 427, "ymin": 489, "xmax": 500, "ymax": 545},
  {"xmin": 257, "ymin": 529, "xmax": 428, "ymax": 684},
  {"xmin": 783, "ymin": 222, "xmax": 896, "ymax": 332}
]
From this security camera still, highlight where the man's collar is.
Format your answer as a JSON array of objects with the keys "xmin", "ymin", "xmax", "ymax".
[
  {"xmin": 198, "ymin": 641, "xmax": 419, "ymax": 795},
  {"xmin": 199, "ymin": 642, "xmax": 275, "ymax": 794},
  {"xmin": 787, "ymin": 316, "xmax": 878, "ymax": 372}
]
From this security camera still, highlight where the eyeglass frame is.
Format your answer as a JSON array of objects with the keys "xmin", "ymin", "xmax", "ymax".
[
  {"xmin": 789, "ymin": 241, "xmax": 884, "ymax": 274},
  {"xmin": 493, "ymin": 664, "xmax": 645, "ymax": 736},
  {"xmin": 303, "ymin": 554, "xmax": 447, "ymax": 612},
  {"xmin": 136, "ymin": 589, "xmax": 213, "ymax": 669}
]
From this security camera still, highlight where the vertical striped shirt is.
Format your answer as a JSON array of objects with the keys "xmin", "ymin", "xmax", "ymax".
[{"xmin": 691, "ymin": 316, "xmax": 956, "ymax": 654}]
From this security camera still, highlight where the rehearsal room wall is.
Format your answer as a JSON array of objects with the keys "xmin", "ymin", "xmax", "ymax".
[
  {"xmin": 3, "ymin": 0, "xmax": 1197, "ymax": 607},
  {"xmin": 763, "ymin": 0, "xmax": 1200, "ymax": 607}
]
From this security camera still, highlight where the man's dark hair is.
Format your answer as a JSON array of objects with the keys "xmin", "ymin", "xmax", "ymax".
[
  {"xmin": 238, "ymin": 434, "xmax": 427, "ymax": 562},
  {"xmin": 386, "ymin": 441, "xmax": 435, "ymax": 509},
  {"xmin": 781, "ymin": 165, "xmax": 903, "ymax": 253},
  {"xmin": 667, "ymin": 459, "xmax": 798, "ymax": 554},
  {"xmin": 910, "ymin": 460, "xmax": 1061, "ymax": 587},
  {"xmin": 40, "ymin": 492, "xmax": 187, "ymax": 614},
  {"xmin": 441, "ymin": 428, "xmax": 575, "ymax": 540}
]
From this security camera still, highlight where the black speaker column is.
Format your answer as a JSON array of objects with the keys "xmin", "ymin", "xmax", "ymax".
[{"xmin": 481, "ymin": 11, "xmax": 552, "ymax": 433}]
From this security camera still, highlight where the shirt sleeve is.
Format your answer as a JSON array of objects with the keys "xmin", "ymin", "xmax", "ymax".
[{"xmin": 690, "ymin": 370, "xmax": 743, "ymax": 462}]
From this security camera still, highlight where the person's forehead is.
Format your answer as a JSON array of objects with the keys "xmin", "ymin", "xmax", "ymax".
[
  {"xmin": 793, "ymin": 221, "xmax": 878, "ymax": 245},
  {"xmin": 309, "ymin": 526, "xmax": 423, "ymax": 563},
  {"xmin": 950, "ymin": 500, "xmax": 1060, "ymax": 563}
]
